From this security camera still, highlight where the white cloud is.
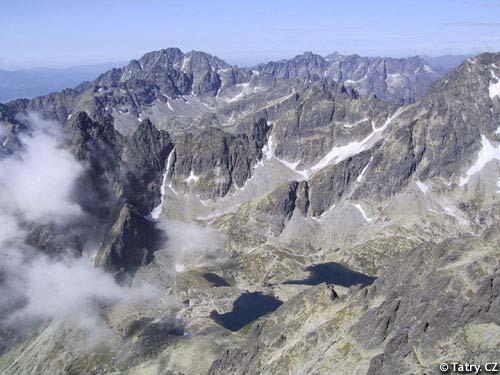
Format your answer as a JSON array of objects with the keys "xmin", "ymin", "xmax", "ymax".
[
  {"xmin": 0, "ymin": 115, "xmax": 84, "ymax": 224},
  {"xmin": 160, "ymin": 220, "xmax": 226, "ymax": 271},
  {"xmin": 0, "ymin": 113, "xmax": 155, "ymax": 340}
]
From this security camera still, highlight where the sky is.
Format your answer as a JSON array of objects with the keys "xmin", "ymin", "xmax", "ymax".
[{"xmin": 1, "ymin": 0, "xmax": 499, "ymax": 69}]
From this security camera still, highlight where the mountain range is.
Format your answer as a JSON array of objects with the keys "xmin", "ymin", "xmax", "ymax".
[
  {"xmin": 0, "ymin": 48, "xmax": 498, "ymax": 374},
  {"xmin": 0, "ymin": 52, "xmax": 467, "ymax": 105}
]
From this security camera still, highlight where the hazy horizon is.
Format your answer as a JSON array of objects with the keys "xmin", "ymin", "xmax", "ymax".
[
  {"xmin": 1, "ymin": 0, "xmax": 499, "ymax": 70},
  {"xmin": 0, "ymin": 48, "xmax": 478, "ymax": 71}
]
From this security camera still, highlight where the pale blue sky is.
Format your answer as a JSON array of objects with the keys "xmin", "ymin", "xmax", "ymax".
[{"xmin": 1, "ymin": 0, "xmax": 499, "ymax": 69}]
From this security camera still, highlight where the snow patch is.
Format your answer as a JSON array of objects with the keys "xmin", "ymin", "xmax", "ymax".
[
  {"xmin": 459, "ymin": 135, "xmax": 500, "ymax": 186},
  {"xmin": 181, "ymin": 56, "xmax": 191, "ymax": 73},
  {"xmin": 185, "ymin": 170, "xmax": 200, "ymax": 183},
  {"xmin": 276, "ymin": 157, "xmax": 309, "ymax": 179},
  {"xmin": 320, "ymin": 204, "xmax": 336, "ymax": 218},
  {"xmin": 277, "ymin": 158, "xmax": 301, "ymax": 171},
  {"xmin": 344, "ymin": 75, "xmax": 367, "ymax": 85},
  {"xmin": 168, "ymin": 182, "xmax": 177, "ymax": 195},
  {"xmin": 174, "ymin": 263, "xmax": 186, "ymax": 273},
  {"xmin": 356, "ymin": 156, "xmax": 373, "ymax": 183},
  {"xmin": 416, "ymin": 181, "xmax": 429, "ymax": 194},
  {"xmin": 489, "ymin": 69, "xmax": 500, "ymax": 100},
  {"xmin": 202, "ymin": 102, "xmax": 214, "ymax": 111},
  {"xmin": 224, "ymin": 83, "xmax": 264, "ymax": 103},
  {"xmin": 352, "ymin": 203, "xmax": 375, "ymax": 222},
  {"xmin": 265, "ymin": 92, "xmax": 297, "ymax": 108},
  {"xmin": 343, "ymin": 117, "xmax": 369, "ymax": 128},
  {"xmin": 423, "ymin": 65, "xmax": 434, "ymax": 73},
  {"xmin": 149, "ymin": 171, "xmax": 168, "ymax": 220},
  {"xmin": 387, "ymin": 73, "xmax": 406, "ymax": 87},
  {"xmin": 148, "ymin": 150, "xmax": 174, "ymax": 220},
  {"xmin": 297, "ymin": 107, "xmax": 406, "ymax": 178},
  {"xmin": 262, "ymin": 135, "xmax": 274, "ymax": 161}
]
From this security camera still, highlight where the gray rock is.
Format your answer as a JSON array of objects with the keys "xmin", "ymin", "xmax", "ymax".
[
  {"xmin": 94, "ymin": 204, "xmax": 161, "ymax": 282},
  {"xmin": 168, "ymin": 118, "xmax": 270, "ymax": 198}
]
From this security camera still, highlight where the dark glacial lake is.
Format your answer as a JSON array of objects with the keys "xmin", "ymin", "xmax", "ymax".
[{"xmin": 210, "ymin": 292, "xmax": 283, "ymax": 331}]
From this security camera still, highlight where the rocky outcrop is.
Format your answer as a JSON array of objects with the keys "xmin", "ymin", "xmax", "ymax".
[
  {"xmin": 354, "ymin": 52, "xmax": 500, "ymax": 199},
  {"xmin": 95, "ymin": 204, "xmax": 161, "ymax": 281},
  {"xmin": 68, "ymin": 112, "xmax": 124, "ymax": 218},
  {"xmin": 68, "ymin": 112, "xmax": 172, "ymax": 279},
  {"xmin": 0, "ymin": 104, "xmax": 27, "ymax": 158},
  {"xmin": 308, "ymin": 150, "xmax": 373, "ymax": 216},
  {"xmin": 353, "ymin": 235, "xmax": 500, "ymax": 374},
  {"xmin": 69, "ymin": 112, "xmax": 172, "ymax": 217},
  {"xmin": 168, "ymin": 118, "xmax": 270, "ymax": 198},
  {"xmin": 120, "ymin": 118, "xmax": 173, "ymax": 213},
  {"xmin": 24, "ymin": 223, "xmax": 84, "ymax": 258},
  {"xmin": 255, "ymin": 181, "xmax": 309, "ymax": 235}
]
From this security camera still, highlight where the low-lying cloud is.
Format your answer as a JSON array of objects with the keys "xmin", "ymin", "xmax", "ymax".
[
  {"xmin": 0, "ymin": 113, "xmax": 154, "ymax": 346},
  {"xmin": 160, "ymin": 220, "xmax": 227, "ymax": 269},
  {"xmin": 0, "ymin": 113, "xmax": 83, "ymax": 224}
]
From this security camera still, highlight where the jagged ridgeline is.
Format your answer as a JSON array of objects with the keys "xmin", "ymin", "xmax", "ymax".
[{"xmin": 0, "ymin": 49, "xmax": 499, "ymax": 374}]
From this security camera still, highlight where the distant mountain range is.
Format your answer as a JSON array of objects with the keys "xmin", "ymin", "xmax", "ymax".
[
  {"xmin": 0, "ymin": 48, "xmax": 473, "ymax": 140},
  {"xmin": 0, "ymin": 52, "xmax": 470, "ymax": 104},
  {"xmin": 0, "ymin": 62, "xmax": 124, "ymax": 102}
]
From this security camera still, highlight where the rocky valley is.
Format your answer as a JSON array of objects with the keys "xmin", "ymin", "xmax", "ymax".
[{"xmin": 0, "ymin": 48, "xmax": 498, "ymax": 375}]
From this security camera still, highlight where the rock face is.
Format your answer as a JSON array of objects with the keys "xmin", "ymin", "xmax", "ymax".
[
  {"xmin": 69, "ymin": 111, "xmax": 173, "ymax": 217},
  {"xmin": 0, "ymin": 103, "xmax": 27, "ymax": 157},
  {"xmin": 254, "ymin": 181, "xmax": 309, "ymax": 235},
  {"xmin": 353, "ymin": 53, "xmax": 500, "ymax": 199},
  {"xmin": 168, "ymin": 118, "xmax": 270, "ymax": 198},
  {"xmin": 67, "ymin": 112, "xmax": 172, "ymax": 277},
  {"xmin": 308, "ymin": 150, "xmax": 373, "ymax": 217},
  {"xmin": 69, "ymin": 112, "xmax": 124, "ymax": 218},
  {"xmin": 24, "ymin": 223, "xmax": 84, "ymax": 258},
  {"xmin": 352, "ymin": 235, "xmax": 500, "ymax": 374},
  {"xmin": 95, "ymin": 204, "xmax": 161, "ymax": 281},
  {"xmin": 120, "ymin": 118, "xmax": 173, "ymax": 213}
]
